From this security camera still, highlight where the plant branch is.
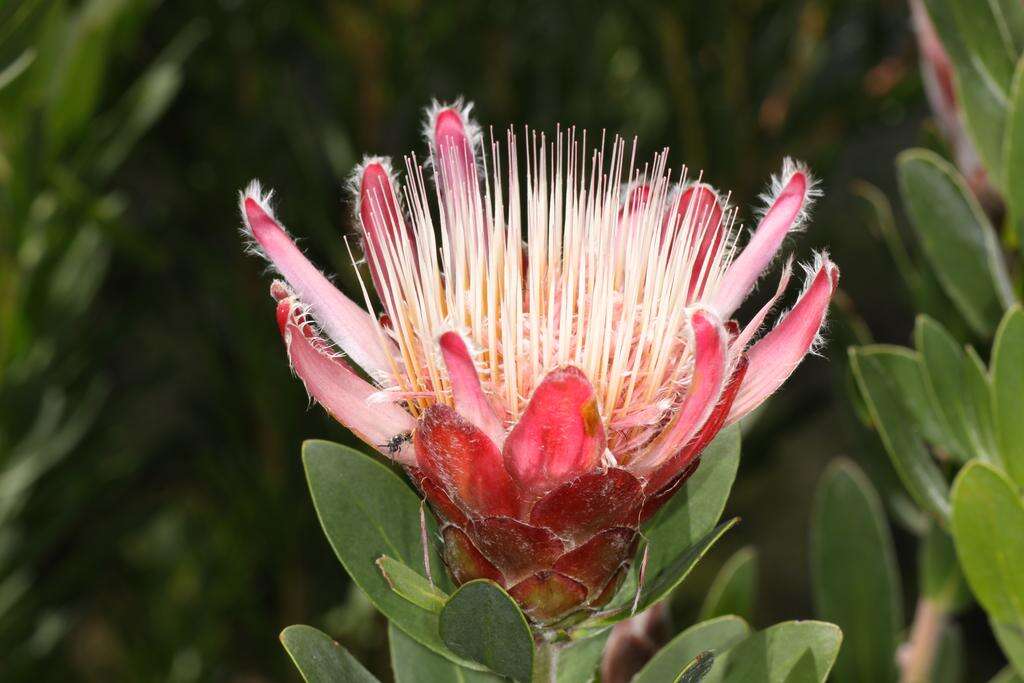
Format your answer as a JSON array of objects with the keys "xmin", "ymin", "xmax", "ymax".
[
  {"xmin": 533, "ymin": 640, "xmax": 559, "ymax": 683},
  {"xmin": 898, "ymin": 597, "xmax": 947, "ymax": 683}
]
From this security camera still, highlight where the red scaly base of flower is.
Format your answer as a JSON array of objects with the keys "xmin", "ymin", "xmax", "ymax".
[
  {"xmin": 411, "ymin": 460, "xmax": 700, "ymax": 627},
  {"xmin": 402, "ymin": 355, "xmax": 750, "ymax": 628}
]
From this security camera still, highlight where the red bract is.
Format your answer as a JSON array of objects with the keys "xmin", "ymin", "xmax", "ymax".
[
  {"xmin": 503, "ymin": 366, "xmax": 607, "ymax": 497},
  {"xmin": 241, "ymin": 99, "xmax": 839, "ymax": 626}
]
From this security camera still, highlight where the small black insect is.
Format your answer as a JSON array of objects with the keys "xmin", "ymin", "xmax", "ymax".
[{"xmin": 381, "ymin": 430, "xmax": 413, "ymax": 455}]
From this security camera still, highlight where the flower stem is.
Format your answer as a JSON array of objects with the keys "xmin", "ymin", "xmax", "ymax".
[
  {"xmin": 898, "ymin": 597, "xmax": 947, "ymax": 683},
  {"xmin": 532, "ymin": 641, "xmax": 559, "ymax": 683}
]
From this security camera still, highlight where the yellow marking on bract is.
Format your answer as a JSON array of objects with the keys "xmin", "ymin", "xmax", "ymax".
[{"xmin": 581, "ymin": 398, "xmax": 602, "ymax": 438}]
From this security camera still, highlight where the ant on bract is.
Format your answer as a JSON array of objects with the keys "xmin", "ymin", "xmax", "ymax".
[{"xmin": 381, "ymin": 430, "xmax": 413, "ymax": 456}]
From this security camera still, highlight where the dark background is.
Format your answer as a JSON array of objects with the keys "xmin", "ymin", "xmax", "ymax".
[{"xmin": 1, "ymin": 0, "xmax": 1002, "ymax": 680}]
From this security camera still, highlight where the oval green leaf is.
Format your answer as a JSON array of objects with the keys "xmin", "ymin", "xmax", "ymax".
[
  {"xmin": 636, "ymin": 518, "xmax": 739, "ymax": 614},
  {"xmin": 280, "ymin": 624, "xmax": 379, "ymax": 683},
  {"xmin": 991, "ymin": 666, "xmax": 1024, "ymax": 683},
  {"xmin": 698, "ymin": 547, "xmax": 758, "ymax": 623},
  {"xmin": 923, "ymin": 0, "xmax": 1016, "ymax": 186},
  {"xmin": 556, "ymin": 631, "xmax": 611, "ymax": 683},
  {"xmin": 849, "ymin": 346, "xmax": 951, "ymax": 521},
  {"xmin": 439, "ymin": 580, "xmax": 534, "ymax": 682},
  {"xmin": 302, "ymin": 440, "xmax": 474, "ymax": 668},
  {"xmin": 811, "ymin": 459, "xmax": 902, "ymax": 683},
  {"xmin": 644, "ymin": 425, "xmax": 741, "ymax": 577},
  {"xmin": 962, "ymin": 345, "xmax": 1000, "ymax": 465},
  {"xmin": 950, "ymin": 462, "xmax": 1024, "ymax": 628},
  {"xmin": 915, "ymin": 316, "xmax": 973, "ymax": 461},
  {"xmin": 993, "ymin": 619, "xmax": 1024, "ymax": 678},
  {"xmin": 933, "ymin": 623, "xmax": 965, "ymax": 683},
  {"xmin": 701, "ymin": 621, "xmax": 843, "ymax": 683},
  {"xmin": 897, "ymin": 149, "xmax": 1013, "ymax": 337},
  {"xmin": 676, "ymin": 652, "xmax": 715, "ymax": 683},
  {"xmin": 1006, "ymin": 56, "xmax": 1024, "ymax": 255},
  {"xmin": 993, "ymin": 306, "xmax": 1024, "ymax": 486},
  {"xmin": 376, "ymin": 555, "xmax": 447, "ymax": 612},
  {"xmin": 995, "ymin": 0, "xmax": 1024, "ymax": 55},
  {"xmin": 635, "ymin": 615, "xmax": 750, "ymax": 683},
  {"xmin": 388, "ymin": 623, "xmax": 502, "ymax": 683}
]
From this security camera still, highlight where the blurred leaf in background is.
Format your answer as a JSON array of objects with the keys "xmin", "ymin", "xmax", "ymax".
[
  {"xmin": 845, "ymin": 1, "xmax": 1024, "ymax": 679},
  {"xmin": 0, "ymin": 0, "xmax": 199, "ymax": 679}
]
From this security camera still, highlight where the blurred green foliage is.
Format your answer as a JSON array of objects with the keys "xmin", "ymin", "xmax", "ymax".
[{"xmin": 3, "ymin": 0, "xmax": 1006, "ymax": 680}]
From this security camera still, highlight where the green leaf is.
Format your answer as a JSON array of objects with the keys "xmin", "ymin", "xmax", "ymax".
[
  {"xmin": 44, "ymin": 0, "xmax": 127, "ymax": 155},
  {"xmin": 811, "ymin": 459, "xmax": 902, "ymax": 683},
  {"xmin": 701, "ymin": 621, "xmax": 843, "ymax": 683},
  {"xmin": 1006, "ymin": 57, "xmax": 1024, "ymax": 255},
  {"xmin": 303, "ymin": 441, "xmax": 472, "ymax": 667},
  {"xmin": 280, "ymin": 625, "xmax": 379, "ymax": 683},
  {"xmin": 857, "ymin": 344, "xmax": 947, "ymax": 446},
  {"xmin": 897, "ymin": 149, "xmax": 1014, "ymax": 337},
  {"xmin": 590, "ymin": 426, "xmax": 741, "ymax": 619},
  {"xmin": 950, "ymin": 0, "xmax": 1017, "ymax": 88},
  {"xmin": 995, "ymin": 0, "xmax": 1024, "ymax": 55},
  {"xmin": 994, "ymin": 619, "xmax": 1024, "ymax": 678},
  {"xmin": 644, "ymin": 425, "xmax": 741, "ymax": 581},
  {"xmin": 376, "ymin": 556, "xmax": 447, "ymax": 612},
  {"xmin": 439, "ymin": 580, "xmax": 534, "ymax": 682},
  {"xmin": 991, "ymin": 666, "xmax": 1024, "ymax": 683},
  {"xmin": 915, "ymin": 316, "xmax": 973, "ymax": 461},
  {"xmin": 993, "ymin": 306, "xmax": 1024, "ymax": 486},
  {"xmin": 924, "ymin": 0, "xmax": 1016, "ymax": 185},
  {"xmin": 388, "ymin": 623, "xmax": 502, "ymax": 683},
  {"xmin": 90, "ymin": 19, "xmax": 206, "ymax": 179},
  {"xmin": 950, "ymin": 462, "xmax": 1024, "ymax": 636},
  {"xmin": 636, "ymin": 519, "xmax": 739, "ymax": 614},
  {"xmin": 919, "ymin": 521, "xmax": 971, "ymax": 612},
  {"xmin": 634, "ymin": 615, "xmax": 750, "ymax": 683},
  {"xmin": 933, "ymin": 623, "xmax": 965, "ymax": 683},
  {"xmin": 852, "ymin": 180, "xmax": 963, "ymax": 333},
  {"xmin": 962, "ymin": 345, "xmax": 1000, "ymax": 466},
  {"xmin": 849, "ymin": 347, "xmax": 951, "ymax": 521},
  {"xmin": 0, "ymin": 48, "xmax": 36, "ymax": 93},
  {"xmin": 698, "ymin": 547, "xmax": 758, "ymax": 623},
  {"xmin": 556, "ymin": 631, "xmax": 611, "ymax": 683},
  {"xmin": 676, "ymin": 652, "xmax": 715, "ymax": 683}
]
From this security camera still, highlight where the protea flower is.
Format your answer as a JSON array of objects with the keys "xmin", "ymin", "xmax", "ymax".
[{"xmin": 240, "ymin": 101, "xmax": 838, "ymax": 628}]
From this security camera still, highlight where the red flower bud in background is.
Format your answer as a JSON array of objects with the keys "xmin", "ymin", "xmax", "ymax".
[{"xmin": 240, "ymin": 100, "xmax": 838, "ymax": 627}]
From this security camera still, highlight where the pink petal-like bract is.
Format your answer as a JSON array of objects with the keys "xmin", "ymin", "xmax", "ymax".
[
  {"xmin": 676, "ymin": 184, "xmax": 725, "ymax": 302},
  {"xmin": 644, "ymin": 357, "xmax": 749, "ymax": 497},
  {"xmin": 728, "ymin": 255, "xmax": 839, "ymax": 421},
  {"xmin": 276, "ymin": 299, "xmax": 415, "ymax": 463},
  {"xmin": 633, "ymin": 308, "xmax": 728, "ymax": 472},
  {"xmin": 414, "ymin": 404, "xmax": 519, "ymax": 517},
  {"xmin": 357, "ymin": 160, "xmax": 416, "ymax": 300},
  {"xmin": 503, "ymin": 366, "xmax": 607, "ymax": 496},
  {"xmin": 439, "ymin": 331, "xmax": 505, "ymax": 446},
  {"xmin": 244, "ymin": 193, "xmax": 393, "ymax": 379},
  {"xmin": 433, "ymin": 106, "xmax": 478, "ymax": 194},
  {"xmin": 712, "ymin": 166, "xmax": 810, "ymax": 317},
  {"xmin": 734, "ymin": 258, "xmax": 793, "ymax": 351}
]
